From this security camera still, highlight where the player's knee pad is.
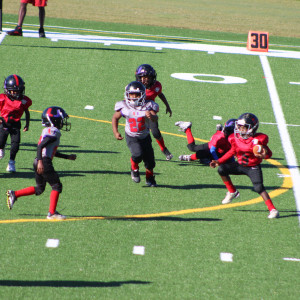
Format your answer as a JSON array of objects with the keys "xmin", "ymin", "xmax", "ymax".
[
  {"xmin": 35, "ymin": 185, "xmax": 45, "ymax": 196},
  {"xmin": 51, "ymin": 182, "xmax": 63, "ymax": 193},
  {"xmin": 253, "ymin": 183, "xmax": 264, "ymax": 194}
]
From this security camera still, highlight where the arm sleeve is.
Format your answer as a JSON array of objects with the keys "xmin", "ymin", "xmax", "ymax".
[
  {"xmin": 210, "ymin": 146, "xmax": 219, "ymax": 160},
  {"xmin": 36, "ymin": 136, "xmax": 57, "ymax": 160},
  {"xmin": 54, "ymin": 151, "xmax": 70, "ymax": 159}
]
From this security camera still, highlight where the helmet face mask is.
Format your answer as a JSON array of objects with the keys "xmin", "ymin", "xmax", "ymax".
[
  {"xmin": 135, "ymin": 64, "xmax": 157, "ymax": 88},
  {"xmin": 4, "ymin": 74, "xmax": 25, "ymax": 101},
  {"xmin": 125, "ymin": 81, "xmax": 146, "ymax": 109},
  {"xmin": 234, "ymin": 113, "xmax": 259, "ymax": 139},
  {"xmin": 42, "ymin": 106, "xmax": 71, "ymax": 131}
]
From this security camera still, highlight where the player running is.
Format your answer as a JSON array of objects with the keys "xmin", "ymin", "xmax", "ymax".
[
  {"xmin": 135, "ymin": 64, "xmax": 173, "ymax": 161},
  {"xmin": 112, "ymin": 81, "xmax": 158, "ymax": 187},
  {"xmin": 210, "ymin": 113, "xmax": 279, "ymax": 219}
]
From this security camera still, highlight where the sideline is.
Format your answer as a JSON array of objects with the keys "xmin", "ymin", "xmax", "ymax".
[{"xmin": 0, "ymin": 112, "xmax": 293, "ymax": 224}]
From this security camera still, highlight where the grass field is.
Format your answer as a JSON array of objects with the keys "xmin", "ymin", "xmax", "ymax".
[{"xmin": 0, "ymin": 3, "xmax": 300, "ymax": 300}]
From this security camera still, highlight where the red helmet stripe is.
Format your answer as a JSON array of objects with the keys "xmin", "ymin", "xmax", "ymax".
[
  {"xmin": 13, "ymin": 74, "xmax": 19, "ymax": 86},
  {"xmin": 46, "ymin": 107, "xmax": 53, "ymax": 117}
]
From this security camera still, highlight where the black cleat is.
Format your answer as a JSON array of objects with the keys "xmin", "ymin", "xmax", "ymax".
[{"xmin": 7, "ymin": 26, "xmax": 22, "ymax": 36}]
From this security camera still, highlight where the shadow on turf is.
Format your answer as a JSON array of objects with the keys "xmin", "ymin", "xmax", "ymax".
[
  {"xmin": 236, "ymin": 209, "xmax": 300, "ymax": 218},
  {"xmin": 0, "ymin": 280, "xmax": 151, "ymax": 288}
]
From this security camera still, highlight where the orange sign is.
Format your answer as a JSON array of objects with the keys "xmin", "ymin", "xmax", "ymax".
[{"xmin": 247, "ymin": 31, "xmax": 269, "ymax": 52}]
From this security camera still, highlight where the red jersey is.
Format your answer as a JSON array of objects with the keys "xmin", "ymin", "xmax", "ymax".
[
  {"xmin": 218, "ymin": 133, "xmax": 272, "ymax": 167},
  {"xmin": 0, "ymin": 94, "xmax": 32, "ymax": 123},
  {"xmin": 208, "ymin": 131, "xmax": 231, "ymax": 155},
  {"xmin": 145, "ymin": 81, "xmax": 162, "ymax": 101}
]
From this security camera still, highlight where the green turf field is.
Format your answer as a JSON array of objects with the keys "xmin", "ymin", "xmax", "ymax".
[{"xmin": 0, "ymin": 10, "xmax": 300, "ymax": 300}]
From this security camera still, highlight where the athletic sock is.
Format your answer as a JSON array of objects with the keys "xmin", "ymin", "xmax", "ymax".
[
  {"xmin": 156, "ymin": 137, "xmax": 166, "ymax": 151},
  {"xmin": 185, "ymin": 128, "xmax": 195, "ymax": 144},
  {"xmin": 265, "ymin": 199, "xmax": 276, "ymax": 211},
  {"xmin": 224, "ymin": 180, "xmax": 236, "ymax": 193},
  {"xmin": 145, "ymin": 169, "xmax": 153, "ymax": 179},
  {"xmin": 190, "ymin": 153, "xmax": 197, "ymax": 161},
  {"xmin": 49, "ymin": 190, "xmax": 60, "ymax": 215},
  {"xmin": 130, "ymin": 157, "xmax": 139, "ymax": 171},
  {"xmin": 15, "ymin": 186, "xmax": 36, "ymax": 198}
]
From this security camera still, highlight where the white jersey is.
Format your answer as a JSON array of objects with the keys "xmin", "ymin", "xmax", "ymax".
[
  {"xmin": 114, "ymin": 100, "xmax": 159, "ymax": 138},
  {"xmin": 38, "ymin": 127, "xmax": 61, "ymax": 159}
]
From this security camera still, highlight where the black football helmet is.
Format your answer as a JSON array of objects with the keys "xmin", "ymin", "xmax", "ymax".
[
  {"xmin": 125, "ymin": 81, "xmax": 146, "ymax": 109},
  {"xmin": 135, "ymin": 64, "xmax": 157, "ymax": 88},
  {"xmin": 41, "ymin": 106, "xmax": 71, "ymax": 131},
  {"xmin": 4, "ymin": 74, "xmax": 25, "ymax": 101},
  {"xmin": 223, "ymin": 118, "xmax": 237, "ymax": 137},
  {"xmin": 234, "ymin": 113, "xmax": 259, "ymax": 139}
]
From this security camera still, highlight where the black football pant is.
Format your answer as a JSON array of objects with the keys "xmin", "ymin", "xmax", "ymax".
[{"xmin": 0, "ymin": 122, "xmax": 21, "ymax": 160}]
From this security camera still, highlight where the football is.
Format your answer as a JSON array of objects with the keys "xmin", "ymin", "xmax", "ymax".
[{"xmin": 253, "ymin": 144, "xmax": 263, "ymax": 155}]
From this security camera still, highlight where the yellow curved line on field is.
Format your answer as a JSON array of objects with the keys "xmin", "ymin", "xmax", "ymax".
[{"xmin": 0, "ymin": 112, "xmax": 292, "ymax": 224}]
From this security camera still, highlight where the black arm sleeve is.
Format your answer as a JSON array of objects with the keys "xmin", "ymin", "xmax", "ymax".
[
  {"xmin": 36, "ymin": 136, "xmax": 57, "ymax": 160},
  {"xmin": 54, "ymin": 151, "xmax": 69, "ymax": 159}
]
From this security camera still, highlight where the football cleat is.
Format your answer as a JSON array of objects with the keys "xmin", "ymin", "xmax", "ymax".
[
  {"xmin": 222, "ymin": 190, "xmax": 240, "ymax": 204},
  {"xmin": 39, "ymin": 28, "xmax": 46, "ymax": 38},
  {"xmin": 146, "ymin": 176, "xmax": 157, "ymax": 187},
  {"xmin": 6, "ymin": 160, "xmax": 16, "ymax": 172},
  {"xmin": 175, "ymin": 121, "xmax": 192, "ymax": 132},
  {"xmin": 179, "ymin": 154, "xmax": 191, "ymax": 161},
  {"xmin": 7, "ymin": 26, "xmax": 22, "ymax": 36},
  {"xmin": 162, "ymin": 148, "xmax": 173, "ymax": 161},
  {"xmin": 268, "ymin": 209, "xmax": 279, "ymax": 219},
  {"xmin": 131, "ymin": 168, "xmax": 140, "ymax": 183},
  {"xmin": 47, "ymin": 211, "xmax": 66, "ymax": 220},
  {"xmin": 6, "ymin": 190, "xmax": 17, "ymax": 210},
  {"xmin": 0, "ymin": 148, "xmax": 5, "ymax": 159}
]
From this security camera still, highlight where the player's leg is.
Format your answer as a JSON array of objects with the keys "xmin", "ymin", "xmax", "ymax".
[
  {"xmin": 0, "ymin": 125, "xmax": 9, "ymax": 160},
  {"xmin": 247, "ymin": 166, "xmax": 279, "ymax": 219},
  {"xmin": 217, "ymin": 162, "xmax": 240, "ymax": 204},
  {"xmin": 142, "ymin": 135, "xmax": 157, "ymax": 187},
  {"xmin": 126, "ymin": 134, "xmax": 143, "ymax": 183},
  {"xmin": 150, "ymin": 121, "xmax": 173, "ymax": 161},
  {"xmin": 7, "ymin": 3, "xmax": 27, "ymax": 36},
  {"xmin": 6, "ymin": 126, "xmax": 21, "ymax": 172},
  {"xmin": 38, "ymin": 6, "xmax": 46, "ymax": 37}
]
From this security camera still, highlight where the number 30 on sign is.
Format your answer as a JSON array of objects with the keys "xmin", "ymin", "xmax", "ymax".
[{"xmin": 247, "ymin": 31, "xmax": 269, "ymax": 52}]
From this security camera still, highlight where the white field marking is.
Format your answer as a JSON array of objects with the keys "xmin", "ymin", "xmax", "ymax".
[
  {"xmin": 0, "ymin": 32, "xmax": 7, "ymax": 45},
  {"xmin": 289, "ymin": 82, "xmax": 300, "ymax": 85},
  {"xmin": 260, "ymin": 55, "xmax": 300, "ymax": 225},
  {"xmin": 283, "ymin": 257, "xmax": 300, "ymax": 262},
  {"xmin": 3, "ymin": 27, "xmax": 300, "ymax": 60},
  {"xmin": 261, "ymin": 122, "xmax": 300, "ymax": 127},
  {"xmin": 5, "ymin": 22, "xmax": 300, "ymax": 49},
  {"xmin": 220, "ymin": 252, "xmax": 233, "ymax": 262},
  {"xmin": 133, "ymin": 246, "xmax": 145, "ymax": 255},
  {"xmin": 45, "ymin": 239, "xmax": 60, "ymax": 248}
]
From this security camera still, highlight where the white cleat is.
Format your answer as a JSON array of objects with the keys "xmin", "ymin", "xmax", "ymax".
[
  {"xmin": 6, "ymin": 190, "xmax": 17, "ymax": 210},
  {"xmin": 0, "ymin": 148, "xmax": 5, "ymax": 159},
  {"xmin": 222, "ymin": 190, "xmax": 240, "ymax": 204},
  {"xmin": 175, "ymin": 121, "xmax": 192, "ymax": 132},
  {"xmin": 47, "ymin": 211, "xmax": 66, "ymax": 220},
  {"xmin": 6, "ymin": 160, "xmax": 16, "ymax": 172},
  {"xmin": 268, "ymin": 209, "xmax": 279, "ymax": 219},
  {"xmin": 179, "ymin": 154, "xmax": 191, "ymax": 161}
]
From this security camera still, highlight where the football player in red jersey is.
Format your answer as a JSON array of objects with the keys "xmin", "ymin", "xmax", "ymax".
[
  {"xmin": 0, "ymin": 75, "xmax": 32, "ymax": 172},
  {"xmin": 6, "ymin": 106, "xmax": 76, "ymax": 220},
  {"xmin": 135, "ymin": 64, "xmax": 173, "ymax": 161},
  {"xmin": 175, "ymin": 119, "xmax": 236, "ymax": 164},
  {"xmin": 112, "ymin": 81, "xmax": 158, "ymax": 187},
  {"xmin": 210, "ymin": 113, "xmax": 279, "ymax": 219}
]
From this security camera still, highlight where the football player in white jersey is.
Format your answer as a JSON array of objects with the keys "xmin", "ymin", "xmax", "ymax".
[
  {"xmin": 112, "ymin": 81, "xmax": 159, "ymax": 186},
  {"xmin": 6, "ymin": 106, "xmax": 77, "ymax": 220}
]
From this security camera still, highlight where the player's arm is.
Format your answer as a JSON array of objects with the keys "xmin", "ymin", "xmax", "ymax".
[
  {"xmin": 209, "ymin": 146, "xmax": 219, "ymax": 160},
  {"xmin": 23, "ymin": 109, "xmax": 30, "ymax": 132},
  {"xmin": 158, "ymin": 93, "xmax": 172, "ymax": 117},
  {"xmin": 55, "ymin": 152, "xmax": 77, "ymax": 160},
  {"xmin": 112, "ymin": 110, "xmax": 123, "ymax": 140},
  {"xmin": 145, "ymin": 110, "xmax": 158, "ymax": 122}
]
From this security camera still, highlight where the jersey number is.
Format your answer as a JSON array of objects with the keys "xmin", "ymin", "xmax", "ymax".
[
  {"xmin": 241, "ymin": 153, "xmax": 250, "ymax": 166},
  {"xmin": 128, "ymin": 117, "xmax": 146, "ymax": 132}
]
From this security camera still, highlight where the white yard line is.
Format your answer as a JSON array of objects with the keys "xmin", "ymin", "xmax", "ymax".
[
  {"xmin": 260, "ymin": 56, "xmax": 300, "ymax": 225},
  {"xmin": 0, "ymin": 31, "xmax": 6, "ymax": 45}
]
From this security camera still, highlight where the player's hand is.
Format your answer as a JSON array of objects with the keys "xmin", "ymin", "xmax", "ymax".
[
  {"xmin": 37, "ymin": 160, "xmax": 44, "ymax": 175},
  {"xmin": 254, "ymin": 146, "xmax": 267, "ymax": 159},
  {"xmin": 69, "ymin": 154, "xmax": 77, "ymax": 160},
  {"xmin": 114, "ymin": 132, "xmax": 123, "ymax": 140},
  {"xmin": 23, "ymin": 126, "xmax": 29, "ymax": 132},
  {"xmin": 210, "ymin": 160, "xmax": 219, "ymax": 168},
  {"xmin": 166, "ymin": 106, "xmax": 172, "ymax": 117}
]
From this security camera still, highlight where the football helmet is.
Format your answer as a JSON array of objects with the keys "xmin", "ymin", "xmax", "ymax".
[
  {"xmin": 125, "ymin": 81, "xmax": 146, "ymax": 109},
  {"xmin": 223, "ymin": 118, "xmax": 237, "ymax": 137},
  {"xmin": 4, "ymin": 74, "xmax": 25, "ymax": 101},
  {"xmin": 234, "ymin": 113, "xmax": 259, "ymax": 139},
  {"xmin": 135, "ymin": 64, "xmax": 157, "ymax": 88},
  {"xmin": 42, "ymin": 106, "xmax": 71, "ymax": 131}
]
